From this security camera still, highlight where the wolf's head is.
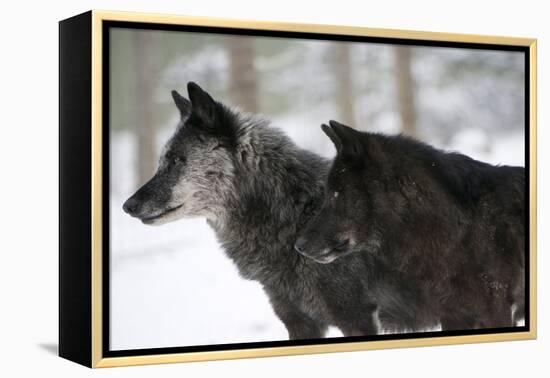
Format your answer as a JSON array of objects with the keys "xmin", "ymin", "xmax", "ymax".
[
  {"xmin": 295, "ymin": 121, "xmax": 388, "ymax": 263},
  {"xmin": 123, "ymin": 82, "xmax": 250, "ymax": 225}
]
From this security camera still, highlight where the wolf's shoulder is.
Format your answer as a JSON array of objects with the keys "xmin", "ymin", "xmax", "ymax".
[{"xmin": 366, "ymin": 132, "xmax": 525, "ymax": 206}]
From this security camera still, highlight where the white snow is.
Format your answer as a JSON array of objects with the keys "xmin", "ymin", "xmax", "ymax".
[{"xmin": 110, "ymin": 203, "xmax": 288, "ymax": 349}]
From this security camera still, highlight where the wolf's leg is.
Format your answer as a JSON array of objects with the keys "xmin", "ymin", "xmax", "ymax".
[
  {"xmin": 337, "ymin": 317, "xmax": 378, "ymax": 337},
  {"xmin": 513, "ymin": 302, "xmax": 525, "ymax": 325},
  {"xmin": 481, "ymin": 298, "xmax": 515, "ymax": 328},
  {"xmin": 333, "ymin": 303, "xmax": 379, "ymax": 336},
  {"xmin": 512, "ymin": 268, "xmax": 525, "ymax": 325},
  {"xmin": 441, "ymin": 291, "xmax": 515, "ymax": 330},
  {"xmin": 440, "ymin": 298, "xmax": 512, "ymax": 330},
  {"xmin": 440, "ymin": 314, "xmax": 478, "ymax": 331},
  {"xmin": 269, "ymin": 296, "xmax": 327, "ymax": 340}
]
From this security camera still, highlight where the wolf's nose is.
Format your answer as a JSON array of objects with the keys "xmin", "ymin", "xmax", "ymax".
[
  {"xmin": 123, "ymin": 198, "xmax": 139, "ymax": 215},
  {"xmin": 294, "ymin": 237, "xmax": 308, "ymax": 254}
]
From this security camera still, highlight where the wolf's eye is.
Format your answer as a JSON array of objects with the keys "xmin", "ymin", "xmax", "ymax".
[{"xmin": 170, "ymin": 156, "xmax": 184, "ymax": 166}]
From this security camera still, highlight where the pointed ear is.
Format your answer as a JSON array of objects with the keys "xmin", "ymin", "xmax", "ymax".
[
  {"xmin": 187, "ymin": 82, "xmax": 217, "ymax": 125},
  {"xmin": 171, "ymin": 90, "xmax": 191, "ymax": 117},
  {"xmin": 321, "ymin": 123, "xmax": 342, "ymax": 153},
  {"xmin": 328, "ymin": 120, "xmax": 364, "ymax": 158}
]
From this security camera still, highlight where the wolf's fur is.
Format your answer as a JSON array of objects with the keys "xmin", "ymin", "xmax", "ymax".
[
  {"xmin": 296, "ymin": 120, "xmax": 525, "ymax": 330},
  {"xmin": 124, "ymin": 83, "xmax": 389, "ymax": 339}
]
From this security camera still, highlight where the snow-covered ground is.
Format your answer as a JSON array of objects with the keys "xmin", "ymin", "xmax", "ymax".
[{"xmin": 110, "ymin": 203, "xmax": 288, "ymax": 350}]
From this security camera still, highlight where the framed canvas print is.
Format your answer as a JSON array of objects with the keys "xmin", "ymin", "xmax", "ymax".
[{"xmin": 59, "ymin": 10, "xmax": 537, "ymax": 368}]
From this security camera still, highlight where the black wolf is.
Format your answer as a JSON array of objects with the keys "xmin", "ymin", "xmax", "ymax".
[
  {"xmin": 296, "ymin": 120, "xmax": 525, "ymax": 330},
  {"xmin": 123, "ymin": 83, "xmax": 387, "ymax": 339}
]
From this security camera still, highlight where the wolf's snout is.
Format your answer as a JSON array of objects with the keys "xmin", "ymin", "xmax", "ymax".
[
  {"xmin": 294, "ymin": 236, "xmax": 308, "ymax": 255},
  {"xmin": 123, "ymin": 197, "xmax": 140, "ymax": 216}
]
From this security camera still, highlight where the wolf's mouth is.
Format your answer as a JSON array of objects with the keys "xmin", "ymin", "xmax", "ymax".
[
  {"xmin": 309, "ymin": 250, "xmax": 340, "ymax": 264},
  {"xmin": 302, "ymin": 241, "xmax": 352, "ymax": 264},
  {"xmin": 298, "ymin": 247, "xmax": 335, "ymax": 263},
  {"xmin": 141, "ymin": 204, "xmax": 184, "ymax": 224}
]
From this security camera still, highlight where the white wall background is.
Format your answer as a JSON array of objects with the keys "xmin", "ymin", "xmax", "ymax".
[{"xmin": 0, "ymin": 0, "xmax": 546, "ymax": 376}]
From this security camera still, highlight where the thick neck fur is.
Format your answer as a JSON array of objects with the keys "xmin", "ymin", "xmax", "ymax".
[{"xmin": 209, "ymin": 117, "xmax": 328, "ymax": 281}]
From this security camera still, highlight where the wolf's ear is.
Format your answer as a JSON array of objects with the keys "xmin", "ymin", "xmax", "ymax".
[
  {"xmin": 171, "ymin": 90, "xmax": 191, "ymax": 118},
  {"xmin": 321, "ymin": 123, "xmax": 342, "ymax": 153},
  {"xmin": 187, "ymin": 82, "xmax": 217, "ymax": 125},
  {"xmin": 327, "ymin": 120, "xmax": 364, "ymax": 158}
]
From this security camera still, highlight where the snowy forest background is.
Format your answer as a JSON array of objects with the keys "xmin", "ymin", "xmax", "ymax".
[{"xmin": 109, "ymin": 27, "xmax": 525, "ymax": 351}]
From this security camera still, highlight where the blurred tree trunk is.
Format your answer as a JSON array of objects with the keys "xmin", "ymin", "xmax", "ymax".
[
  {"xmin": 394, "ymin": 46, "xmax": 417, "ymax": 137},
  {"xmin": 134, "ymin": 31, "xmax": 156, "ymax": 186},
  {"xmin": 228, "ymin": 37, "xmax": 259, "ymax": 113},
  {"xmin": 333, "ymin": 43, "xmax": 356, "ymax": 127}
]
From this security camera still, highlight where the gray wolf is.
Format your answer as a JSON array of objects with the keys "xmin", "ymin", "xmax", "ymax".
[{"xmin": 124, "ymin": 83, "xmax": 386, "ymax": 338}]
